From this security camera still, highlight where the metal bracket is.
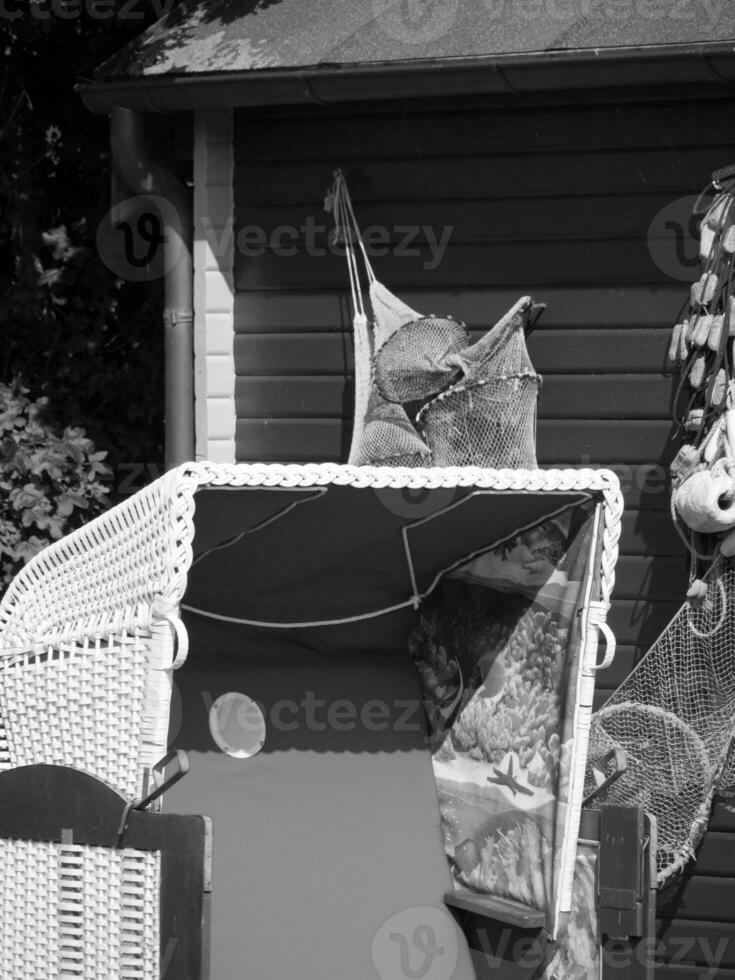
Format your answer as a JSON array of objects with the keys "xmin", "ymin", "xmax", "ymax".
[
  {"xmin": 117, "ymin": 749, "xmax": 189, "ymax": 846},
  {"xmin": 583, "ymin": 747, "xmax": 627, "ymax": 807}
]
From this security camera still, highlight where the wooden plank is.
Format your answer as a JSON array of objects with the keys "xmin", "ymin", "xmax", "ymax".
[
  {"xmin": 607, "ymin": 600, "xmax": 679, "ymax": 647},
  {"xmin": 692, "ymin": 833, "xmax": 735, "ymax": 877},
  {"xmin": 233, "ymin": 147, "xmax": 724, "ymax": 205},
  {"xmin": 234, "ymin": 100, "xmax": 735, "ymax": 161},
  {"xmin": 594, "ymin": 686, "xmax": 617, "ymax": 710},
  {"xmin": 233, "ymin": 374, "xmax": 676, "ymax": 420},
  {"xmin": 528, "ymin": 331, "xmax": 672, "ymax": 375},
  {"xmin": 234, "ymin": 418, "xmax": 675, "ymax": 464},
  {"xmin": 233, "ymin": 239, "xmax": 680, "ymax": 289},
  {"xmin": 233, "ymin": 330, "xmax": 674, "ymax": 375},
  {"xmin": 710, "ymin": 803, "xmax": 735, "ymax": 834},
  {"xmin": 654, "ymin": 965, "xmax": 735, "ymax": 980},
  {"xmin": 233, "ymin": 286, "xmax": 685, "ymax": 331},
  {"xmin": 663, "ymin": 876, "xmax": 735, "ymax": 922},
  {"xmin": 612, "ymin": 557, "xmax": 688, "ymax": 601},
  {"xmin": 593, "ymin": 644, "xmax": 650, "ymax": 692},
  {"xmin": 619, "ymin": 511, "xmax": 684, "ymax": 558},
  {"xmin": 657, "ymin": 918, "xmax": 735, "ymax": 968},
  {"xmin": 234, "ymin": 193, "xmax": 684, "ymax": 244},
  {"xmin": 598, "ymin": 805, "xmax": 645, "ymax": 939},
  {"xmin": 444, "ymin": 889, "xmax": 545, "ymax": 928}
]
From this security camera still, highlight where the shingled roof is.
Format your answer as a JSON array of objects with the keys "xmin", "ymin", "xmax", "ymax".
[{"xmin": 95, "ymin": 0, "xmax": 735, "ymax": 80}]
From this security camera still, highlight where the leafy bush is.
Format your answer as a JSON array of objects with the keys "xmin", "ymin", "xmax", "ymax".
[
  {"xmin": 1, "ymin": 13, "xmax": 166, "ymax": 474},
  {"xmin": 0, "ymin": 381, "xmax": 111, "ymax": 595}
]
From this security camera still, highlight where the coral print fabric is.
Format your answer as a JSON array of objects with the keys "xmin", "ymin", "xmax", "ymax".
[{"xmin": 409, "ymin": 502, "xmax": 596, "ymax": 930}]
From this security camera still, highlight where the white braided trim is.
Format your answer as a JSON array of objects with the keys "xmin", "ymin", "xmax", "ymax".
[{"xmin": 0, "ymin": 464, "xmax": 622, "ymax": 650}]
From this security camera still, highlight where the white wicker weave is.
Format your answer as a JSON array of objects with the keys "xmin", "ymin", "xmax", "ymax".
[{"xmin": 0, "ymin": 837, "xmax": 159, "ymax": 980}]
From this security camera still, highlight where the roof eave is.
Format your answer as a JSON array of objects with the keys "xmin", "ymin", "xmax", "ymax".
[{"xmin": 78, "ymin": 41, "xmax": 735, "ymax": 114}]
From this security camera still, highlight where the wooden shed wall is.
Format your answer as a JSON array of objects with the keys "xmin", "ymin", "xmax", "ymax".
[{"xmin": 231, "ymin": 89, "xmax": 735, "ymax": 976}]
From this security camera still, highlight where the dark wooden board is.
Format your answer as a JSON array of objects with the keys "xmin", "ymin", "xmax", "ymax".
[
  {"xmin": 657, "ymin": 918, "xmax": 735, "ymax": 969},
  {"xmin": 234, "ymin": 193, "xmax": 686, "ymax": 244},
  {"xmin": 607, "ymin": 600, "xmax": 680, "ymax": 647},
  {"xmin": 661, "ymin": 876, "xmax": 735, "ymax": 922},
  {"xmin": 444, "ymin": 889, "xmax": 545, "ymax": 928},
  {"xmin": 654, "ymin": 966, "xmax": 735, "ymax": 980},
  {"xmin": 234, "ymin": 100, "xmax": 735, "ymax": 162},
  {"xmin": 233, "ymin": 329, "xmax": 673, "ymax": 375},
  {"xmin": 235, "ymin": 417, "xmax": 677, "ymax": 464},
  {"xmin": 233, "ymin": 286, "xmax": 685, "ymax": 331},
  {"xmin": 691, "ymin": 833, "xmax": 735, "ymax": 877},
  {"xmin": 594, "ymin": 686, "xmax": 618, "ymax": 710},
  {"xmin": 709, "ymin": 802, "xmax": 735, "ymax": 834},
  {"xmin": 619, "ymin": 511, "xmax": 684, "ymax": 557},
  {"xmin": 592, "ymin": 644, "xmax": 646, "ymax": 692},
  {"xmin": 233, "ymin": 374, "xmax": 676, "ymax": 420},
  {"xmin": 233, "ymin": 147, "xmax": 724, "ymax": 205},
  {"xmin": 232, "ymin": 239, "xmax": 683, "ymax": 289},
  {"xmin": 612, "ymin": 557, "xmax": 688, "ymax": 601}
]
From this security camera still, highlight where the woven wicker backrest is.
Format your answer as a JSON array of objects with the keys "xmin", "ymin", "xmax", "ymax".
[{"xmin": 0, "ymin": 467, "xmax": 197, "ymax": 800}]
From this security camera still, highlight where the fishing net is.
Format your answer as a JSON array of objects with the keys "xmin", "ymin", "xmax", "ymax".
[
  {"xmin": 374, "ymin": 314, "xmax": 470, "ymax": 403},
  {"xmin": 586, "ymin": 558, "xmax": 735, "ymax": 884},
  {"xmin": 328, "ymin": 173, "xmax": 434, "ymax": 466},
  {"xmin": 328, "ymin": 171, "xmax": 542, "ymax": 470},
  {"xmin": 416, "ymin": 296, "xmax": 540, "ymax": 468},
  {"xmin": 352, "ymin": 389, "xmax": 432, "ymax": 468}
]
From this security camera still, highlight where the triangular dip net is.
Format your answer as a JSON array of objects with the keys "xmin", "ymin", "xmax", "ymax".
[{"xmin": 417, "ymin": 296, "xmax": 541, "ymax": 468}]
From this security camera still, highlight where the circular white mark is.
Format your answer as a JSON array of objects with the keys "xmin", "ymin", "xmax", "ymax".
[{"xmin": 208, "ymin": 692, "xmax": 266, "ymax": 759}]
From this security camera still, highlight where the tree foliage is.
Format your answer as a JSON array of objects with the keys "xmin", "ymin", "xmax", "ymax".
[
  {"xmin": 0, "ymin": 4, "xmax": 166, "ymax": 471},
  {"xmin": 0, "ymin": 380, "xmax": 111, "ymax": 591}
]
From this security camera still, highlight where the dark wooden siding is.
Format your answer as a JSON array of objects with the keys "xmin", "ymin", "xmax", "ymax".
[{"xmin": 232, "ymin": 90, "xmax": 735, "ymax": 974}]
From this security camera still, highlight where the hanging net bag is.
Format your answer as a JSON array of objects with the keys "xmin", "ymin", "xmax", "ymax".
[
  {"xmin": 416, "ymin": 296, "xmax": 541, "ymax": 468},
  {"xmin": 328, "ymin": 171, "xmax": 432, "ymax": 467}
]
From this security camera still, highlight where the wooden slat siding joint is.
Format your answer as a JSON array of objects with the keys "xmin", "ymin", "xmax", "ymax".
[
  {"xmin": 232, "ymin": 332, "xmax": 672, "ymax": 375},
  {"xmin": 654, "ymin": 968, "xmax": 735, "ymax": 980},
  {"xmin": 233, "ymin": 99, "xmax": 735, "ymax": 161},
  {"xmin": 709, "ymin": 803, "xmax": 735, "ymax": 834},
  {"xmin": 660, "ymin": 874, "xmax": 735, "ymax": 923},
  {"xmin": 234, "ymin": 90, "xmax": 735, "ymax": 125},
  {"xmin": 194, "ymin": 108, "xmax": 236, "ymax": 463},
  {"xmin": 232, "ymin": 285, "xmax": 692, "ymax": 330},
  {"xmin": 232, "ymin": 374, "xmax": 675, "ymax": 420},
  {"xmin": 691, "ymin": 832, "xmax": 735, "ymax": 877}
]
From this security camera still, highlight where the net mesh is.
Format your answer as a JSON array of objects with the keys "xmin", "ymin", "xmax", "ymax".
[
  {"xmin": 353, "ymin": 389, "xmax": 432, "ymax": 467},
  {"xmin": 586, "ymin": 559, "xmax": 735, "ymax": 883},
  {"xmin": 369, "ymin": 280, "xmax": 422, "ymax": 350},
  {"xmin": 374, "ymin": 315, "xmax": 470, "ymax": 403},
  {"xmin": 416, "ymin": 296, "xmax": 540, "ymax": 468}
]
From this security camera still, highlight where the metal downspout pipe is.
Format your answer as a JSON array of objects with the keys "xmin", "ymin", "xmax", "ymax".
[{"xmin": 109, "ymin": 105, "xmax": 194, "ymax": 469}]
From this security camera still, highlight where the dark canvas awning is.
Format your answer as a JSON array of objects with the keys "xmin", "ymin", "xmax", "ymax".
[
  {"xmin": 184, "ymin": 482, "xmax": 592, "ymax": 626},
  {"xmin": 80, "ymin": 0, "xmax": 735, "ymax": 112}
]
